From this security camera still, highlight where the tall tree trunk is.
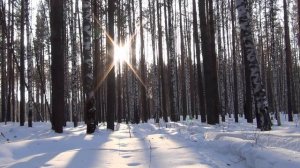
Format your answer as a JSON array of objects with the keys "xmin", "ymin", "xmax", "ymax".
[
  {"xmin": 179, "ymin": 0, "xmax": 187, "ymax": 121},
  {"xmin": 25, "ymin": 0, "xmax": 33, "ymax": 127},
  {"xmin": 107, "ymin": 0, "xmax": 116, "ymax": 130},
  {"xmin": 139, "ymin": 0, "xmax": 148, "ymax": 123},
  {"xmin": 270, "ymin": 0, "xmax": 281, "ymax": 126},
  {"xmin": 199, "ymin": 0, "xmax": 220, "ymax": 124},
  {"xmin": 157, "ymin": 0, "xmax": 168, "ymax": 122},
  {"xmin": 63, "ymin": 0, "xmax": 70, "ymax": 125},
  {"xmin": 217, "ymin": 0, "xmax": 225, "ymax": 122},
  {"xmin": 93, "ymin": 0, "xmax": 100, "ymax": 125},
  {"xmin": 193, "ymin": 0, "xmax": 206, "ymax": 122},
  {"xmin": 168, "ymin": 0, "xmax": 179, "ymax": 122},
  {"xmin": 149, "ymin": 0, "xmax": 159, "ymax": 123},
  {"xmin": 298, "ymin": 0, "xmax": 300, "ymax": 46},
  {"xmin": 71, "ymin": 0, "xmax": 78, "ymax": 127},
  {"xmin": 0, "ymin": 1, "xmax": 7, "ymax": 123},
  {"xmin": 51, "ymin": 0, "xmax": 65, "ymax": 133},
  {"xmin": 20, "ymin": 0, "xmax": 25, "ymax": 126},
  {"xmin": 283, "ymin": 0, "xmax": 293, "ymax": 122},
  {"xmin": 231, "ymin": 0, "xmax": 239, "ymax": 123},
  {"xmin": 128, "ymin": 0, "xmax": 139, "ymax": 124},
  {"xmin": 236, "ymin": 0, "xmax": 272, "ymax": 131},
  {"xmin": 82, "ymin": 0, "xmax": 96, "ymax": 133}
]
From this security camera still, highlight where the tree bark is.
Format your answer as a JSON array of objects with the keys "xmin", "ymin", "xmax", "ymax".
[
  {"xmin": 20, "ymin": 0, "xmax": 25, "ymax": 126},
  {"xmin": 231, "ymin": 0, "xmax": 239, "ymax": 123},
  {"xmin": 157, "ymin": 0, "xmax": 168, "ymax": 122},
  {"xmin": 179, "ymin": 0, "xmax": 187, "ymax": 121},
  {"xmin": 236, "ymin": 0, "xmax": 272, "ymax": 131},
  {"xmin": 168, "ymin": 0, "xmax": 179, "ymax": 122},
  {"xmin": 199, "ymin": 0, "xmax": 220, "ymax": 124},
  {"xmin": 283, "ymin": 0, "xmax": 293, "ymax": 122},
  {"xmin": 50, "ymin": 0, "xmax": 65, "ymax": 133},
  {"xmin": 193, "ymin": 0, "xmax": 206, "ymax": 122},
  {"xmin": 107, "ymin": 0, "xmax": 116, "ymax": 130},
  {"xmin": 25, "ymin": 0, "xmax": 33, "ymax": 127},
  {"xmin": 82, "ymin": 0, "xmax": 96, "ymax": 133},
  {"xmin": 139, "ymin": 0, "xmax": 148, "ymax": 123}
]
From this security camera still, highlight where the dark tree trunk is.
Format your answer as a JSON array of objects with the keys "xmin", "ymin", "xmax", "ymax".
[
  {"xmin": 298, "ymin": 0, "xmax": 300, "ymax": 46},
  {"xmin": 232, "ymin": 0, "xmax": 239, "ymax": 123},
  {"xmin": 199, "ymin": 0, "xmax": 220, "ymax": 125},
  {"xmin": 242, "ymin": 35, "xmax": 253, "ymax": 123},
  {"xmin": 139, "ymin": 0, "xmax": 148, "ymax": 123},
  {"xmin": 25, "ymin": 0, "xmax": 33, "ymax": 127},
  {"xmin": 283, "ymin": 0, "xmax": 293, "ymax": 122},
  {"xmin": 20, "ymin": 0, "xmax": 25, "ymax": 126},
  {"xmin": 193, "ymin": 0, "xmax": 206, "ymax": 122},
  {"xmin": 179, "ymin": 0, "xmax": 187, "ymax": 121},
  {"xmin": 157, "ymin": 0, "xmax": 168, "ymax": 122},
  {"xmin": 50, "ymin": 0, "xmax": 65, "ymax": 133},
  {"xmin": 168, "ymin": 0, "xmax": 179, "ymax": 122},
  {"xmin": 0, "ymin": 2, "xmax": 7, "ymax": 123},
  {"xmin": 107, "ymin": 0, "xmax": 116, "ymax": 130},
  {"xmin": 93, "ymin": 0, "xmax": 100, "ymax": 126}
]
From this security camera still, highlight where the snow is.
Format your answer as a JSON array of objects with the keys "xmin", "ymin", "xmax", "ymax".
[{"xmin": 0, "ymin": 115, "xmax": 300, "ymax": 168}]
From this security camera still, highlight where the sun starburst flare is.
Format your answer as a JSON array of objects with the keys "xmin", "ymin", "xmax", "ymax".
[{"xmin": 93, "ymin": 31, "xmax": 147, "ymax": 92}]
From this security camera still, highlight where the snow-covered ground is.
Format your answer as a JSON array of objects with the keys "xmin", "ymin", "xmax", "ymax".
[{"xmin": 0, "ymin": 115, "xmax": 300, "ymax": 168}]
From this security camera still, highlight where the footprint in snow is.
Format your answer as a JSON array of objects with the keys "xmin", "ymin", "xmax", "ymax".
[{"xmin": 127, "ymin": 162, "xmax": 141, "ymax": 166}]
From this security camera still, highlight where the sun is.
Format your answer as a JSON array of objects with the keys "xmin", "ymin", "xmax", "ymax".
[{"xmin": 114, "ymin": 45, "xmax": 129, "ymax": 64}]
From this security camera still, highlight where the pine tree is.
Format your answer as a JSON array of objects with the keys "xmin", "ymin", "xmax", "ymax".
[
  {"xmin": 0, "ymin": 1, "xmax": 7, "ymax": 123},
  {"xmin": 25, "ymin": 0, "xmax": 33, "ymax": 127},
  {"xmin": 20, "ymin": 0, "xmax": 25, "ymax": 126},
  {"xmin": 298, "ymin": 0, "xmax": 300, "ymax": 46},
  {"xmin": 50, "ymin": 0, "xmax": 65, "ymax": 133},
  {"xmin": 168, "ymin": 0, "xmax": 179, "ymax": 122},
  {"xmin": 157, "ymin": 0, "xmax": 168, "ymax": 122},
  {"xmin": 199, "ymin": 0, "xmax": 220, "ymax": 125},
  {"xmin": 139, "ymin": 0, "xmax": 148, "ymax": 123},
  {"xmin": 283, "ymin": 0, "xmax": 294, "ymax": 122},
  {"xmin": 232, "ymin": 0, "xmax": 239, "ymax": 123},
  {"xmin": 179, "ymin": 0, "xmax": 187, "ymax": 121},
  {"xmin": 107, "ymin": 0, "xmax": 116, "ymax": 130},
  {"xmin": 193, "ymin": 0, "xmax": 206, "ymax": 122}
]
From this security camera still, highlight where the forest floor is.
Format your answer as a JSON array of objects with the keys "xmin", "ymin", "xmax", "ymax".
[{"xmin": 0, "ymin": 115, "xmax": 300, "ymax": 168}]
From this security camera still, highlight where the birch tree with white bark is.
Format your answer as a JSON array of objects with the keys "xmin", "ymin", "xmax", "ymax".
[{"xmin": 236, "ymin": 0, "xmax": 272, "ymax": 131}]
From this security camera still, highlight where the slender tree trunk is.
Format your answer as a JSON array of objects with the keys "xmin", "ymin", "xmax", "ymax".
[
  {"xmin": 149, "ymin": 0, "xmax": 159, "ymax": 123},
  {"xmin": 107, "ymin": 0, "xmax": 116, "ymax": 130},
  {"xmin": 157, "ymin": 0, "xmax": 168, "ymax": 122},
  {"xmin": 82, "ymin": 0, "xmax": 96, "ymax": 133},
  {"xmin": 71, "ymin": 0, "xmax": 78, "ymax": 127},
  {"xmin": 298, "ymin": 0, "xmax": 300, "ymax": 46},
  {"xmin": 93, "ymin": 0, "xmax": 100, "ymax": 125},
  {"xmin": 0, "ymin": 1, "xmax": 7, "ymax": 122},
  {"xmin": 283, "ymin": 0, "xmax": 293, "ymax": 122},
  {"xmin": 231, "ymin": 0, "xmax": 239, "ymax": 123},
  {"xmin": 139, "ymin": 0, "xmax": 148, "ymax": 123},
  {"xmin": 25, "ymin": 0, "xmax": 33, "ymax": 127},
  {"xmin": 193, "ymin": 0, "xmax": 206, "ymax": 122},
  {"xmin": 217, "ymin": 0, "xmax": 225, "ymax": 122},
  {"xmin": 20, "ymin": 0, "xmax": 25, "ymax": 126},
  {"xmin": 179, "ymin": 0, "xmax": 187, "ymax": 121},
  {"xmin": 168, "ymin": 0, "xmax": 179, "ymax": 122}
]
